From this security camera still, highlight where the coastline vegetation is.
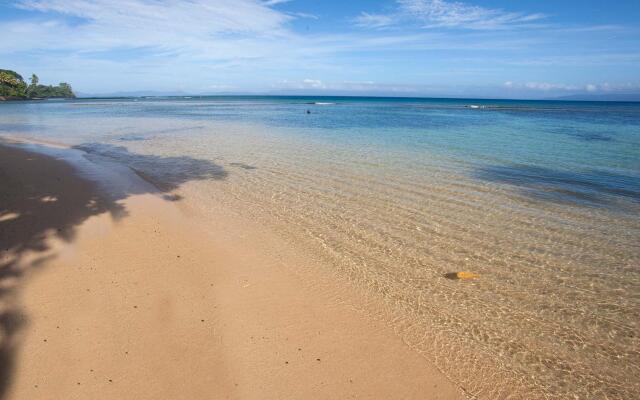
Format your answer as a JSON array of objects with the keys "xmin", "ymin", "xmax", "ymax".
[{"xmin": 0, "ymin": 69, "xmax": 75, "ymax": 100}]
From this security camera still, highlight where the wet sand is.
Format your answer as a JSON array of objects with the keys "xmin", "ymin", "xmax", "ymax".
[{"xmin": 0, "ymin": 143, "xmax": 464, "ymax": 399}]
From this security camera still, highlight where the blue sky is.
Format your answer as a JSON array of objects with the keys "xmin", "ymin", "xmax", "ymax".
[{"xmin": 1, "ymin": 0, "xmax": 639, "ymax": 98}]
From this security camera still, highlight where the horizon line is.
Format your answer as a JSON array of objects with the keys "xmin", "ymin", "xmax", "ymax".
[{"xmin": 70, "ymin": 93, "xmax": 640, "ymax": 103}]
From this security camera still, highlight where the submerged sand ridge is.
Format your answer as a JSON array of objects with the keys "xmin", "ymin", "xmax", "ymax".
[{"xmin": 0, "ymin": 142, "xmax": 464, "ymax": 399}]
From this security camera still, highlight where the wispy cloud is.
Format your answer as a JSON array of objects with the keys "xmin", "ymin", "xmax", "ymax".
[
  {"xmin": 504, "ymin": 81, "xmax": 640, "ymax": 93},
  {"xmin": 505, "ymin": 81, "xmax": 580, "ymax": 91},
  {"xmin": 2, "ymin": 0, "xmax": 637, "ymax": 96},
  {"xmin": 262, "ymin": 0, "xmax": 292, "ymax": 5},
  {"xmin": 354, "ymin": 12, "xmax": 396, "ymax": 29},
  {"xmin": 505, "ymin": 52, "xmax": 640, "ymax": 66},
  {"xmin": 355, "ymin": 0, "xmax": 546, "ymax": 30},
  {"xmin": 2, "ymin": 1, "xmax": 335, "ymax": 67},
  {"xmin": 0, "ymin": 0, "xmax": 312, "ymax": 91},
  {"xmin": 272, "ymin": 79, "xmax": 437, "ymax": 94},
  {"xmin": 2, "ymin": 1, "xmax": 540, "ymax": 62},
  {"xmin": 12, "ymin": 0, "xmax": 294, "ymax": 50},
  {"xmin": 17, "ymin": 0, "xmax": 292, "ymax": 31}
]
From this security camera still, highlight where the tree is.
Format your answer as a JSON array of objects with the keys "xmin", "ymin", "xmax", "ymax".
[
  {"xmin": 26, "ymin": 73, "xmax": 39, "ymax": 97},
  {"xmin": 1, "ymin": 69, "xmax": 75, "ymax": 99},
  {"xmin": 58, "ymin": 82, "xmax": 74, "ymax": 97},
  {"xmin": 0, "ymin": 69, "xmax": 27, "ymax": 97}
]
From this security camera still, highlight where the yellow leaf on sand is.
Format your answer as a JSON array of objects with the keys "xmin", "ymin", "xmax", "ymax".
[{"xmin": 456, "ymin": 271, "xmax": 479, "ymax": 280}]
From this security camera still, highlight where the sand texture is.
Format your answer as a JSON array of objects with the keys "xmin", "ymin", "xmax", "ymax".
[{"xmin": 0, "ymin": 143, "xmax": 463, "ymax": 399}]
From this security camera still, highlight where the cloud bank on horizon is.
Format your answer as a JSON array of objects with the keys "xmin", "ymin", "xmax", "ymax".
[{"xmin": 1, "ymin": 0, "xmax": 639, "ymax": 98}]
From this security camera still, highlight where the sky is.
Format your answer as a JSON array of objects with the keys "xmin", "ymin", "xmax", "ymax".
[{"xmin": 1, "ymin": 0, "xmax": 639, "ymax": 98}]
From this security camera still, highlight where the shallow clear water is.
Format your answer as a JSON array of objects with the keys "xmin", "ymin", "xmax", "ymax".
[{"xmin": 2, "ymin": 97, "xmax": 639, "ymax": 398}]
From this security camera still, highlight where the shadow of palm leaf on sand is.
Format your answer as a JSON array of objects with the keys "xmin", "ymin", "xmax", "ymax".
[
  {"xmin": 73, "ymin": 143, "xmax": 228, "ymax": 192},
  {"xmin": 0, "ymin": 142, "xmax": 226, "ymax": 399},
  {"xmin": 474, "ymin": 164, "xmax": 640, "ymax": 209}
]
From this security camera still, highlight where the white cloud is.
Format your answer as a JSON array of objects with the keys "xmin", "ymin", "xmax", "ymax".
[
  {"xmin": 262, "ymin": 0, "xmax": 292, "ymax": 5},
  {"xmin": 273, "ymin": 79, "xmax": 436, "ymax": 93},
  {"xmin": 17, "ymin": 0, "xmax": 292, "ymax": 32},
  {"xmin": 502, "ymin": 81, "xmax": 578, "ymax": 91},
  {"xmin": 288, "ymin": 12, "xmax": 319, "ymax": 20},
  {"xmin": 302, "ymin": 79, "xmax": 325, "ymax": 88},
  {"xmin": 356, "ymin": 0, "xmax": 545, "ymax": 30},
  {"xmin": 1, "ymin": 0, "xmax": 317, "ymax": 92},
  {"xmin": 3, "ymin": 0, "xmax": 637, "ymax": 96},
  {"xmin": 2, "ymin": 0, "xmax": 539, "ymax": 64},
  {"xmin": 587, "ymin": 82, "xmax": 640, "ymax": 92},
  {"xmin": 354, "ymin": 12, "xmax": 396, "ymax": 29},
  {"xmin": 504, "ymin": 81, "xmax": 640, "ymax": 93},
  {"xmin": 11, "ymin": 0, "xmax": 294, "ymax": 54},
  {"xmin": 524, "ymin": 82, "xmax": 578, "ymax": 91}
]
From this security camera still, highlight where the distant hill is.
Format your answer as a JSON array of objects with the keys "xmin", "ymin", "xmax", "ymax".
[
  {"xmin": 0, "ymin": 69, "xmax": 75, "ymax": 100},
  {"xmin": 548, "ymin": 93, "xmax": 640, "ymax": 102}
]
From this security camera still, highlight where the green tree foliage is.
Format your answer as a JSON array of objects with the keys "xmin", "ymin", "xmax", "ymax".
[
  {"xmin": 1, "ymin": 69, "xmax": 75, "ymax": 99},
  {"xmin": 0, "ymin": 69, "xmax": 27, "ymax": 98},
  {"xmin": 27, "ymin": 82, "xmax": 76, "ymax": 98}
]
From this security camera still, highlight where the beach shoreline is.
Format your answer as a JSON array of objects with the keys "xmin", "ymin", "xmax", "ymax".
[
  {"xmin": 0, "ymin": 141, "xmax": 464, "ymax": 399},
  {"xmin": 1, "ymin": 94, "xmax": 637, "ymax": 399}
]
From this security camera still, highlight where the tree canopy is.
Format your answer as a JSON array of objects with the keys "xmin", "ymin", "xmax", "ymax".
[
  {"xmin": 0, "ymin": 69, "xmax": 27, "ymax": 98},
  {"xmin": 0, "ymin": 70, "xmax": 75, "ymax": 99}
]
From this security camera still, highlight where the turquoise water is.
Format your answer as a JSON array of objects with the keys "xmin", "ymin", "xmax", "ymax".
[
  {"xmin": 2, "ymin": 97, "xmax": 639, "ymax": 209},
  {"xmin": 1, "ymin": 96, "xmax": 639, "ymax": 399}
]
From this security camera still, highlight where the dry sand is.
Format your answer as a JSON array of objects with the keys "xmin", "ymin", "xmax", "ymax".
[{"xmin": 0, "ymin": 143, "xmax": 464, "ymax": 399}]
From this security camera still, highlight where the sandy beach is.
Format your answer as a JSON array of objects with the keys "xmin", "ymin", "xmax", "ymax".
[
  {"xmin": 3, "ymin": 0, "xmax": 639, "ymax": 396},
  {"xmin": 0, "ymin": 142, "xmax": 464, "ymax": 399}
]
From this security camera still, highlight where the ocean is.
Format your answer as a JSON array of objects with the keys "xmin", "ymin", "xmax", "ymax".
[{"xmin": 1, "ymin": 96, "xmax": 639, "ymax": 398}]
